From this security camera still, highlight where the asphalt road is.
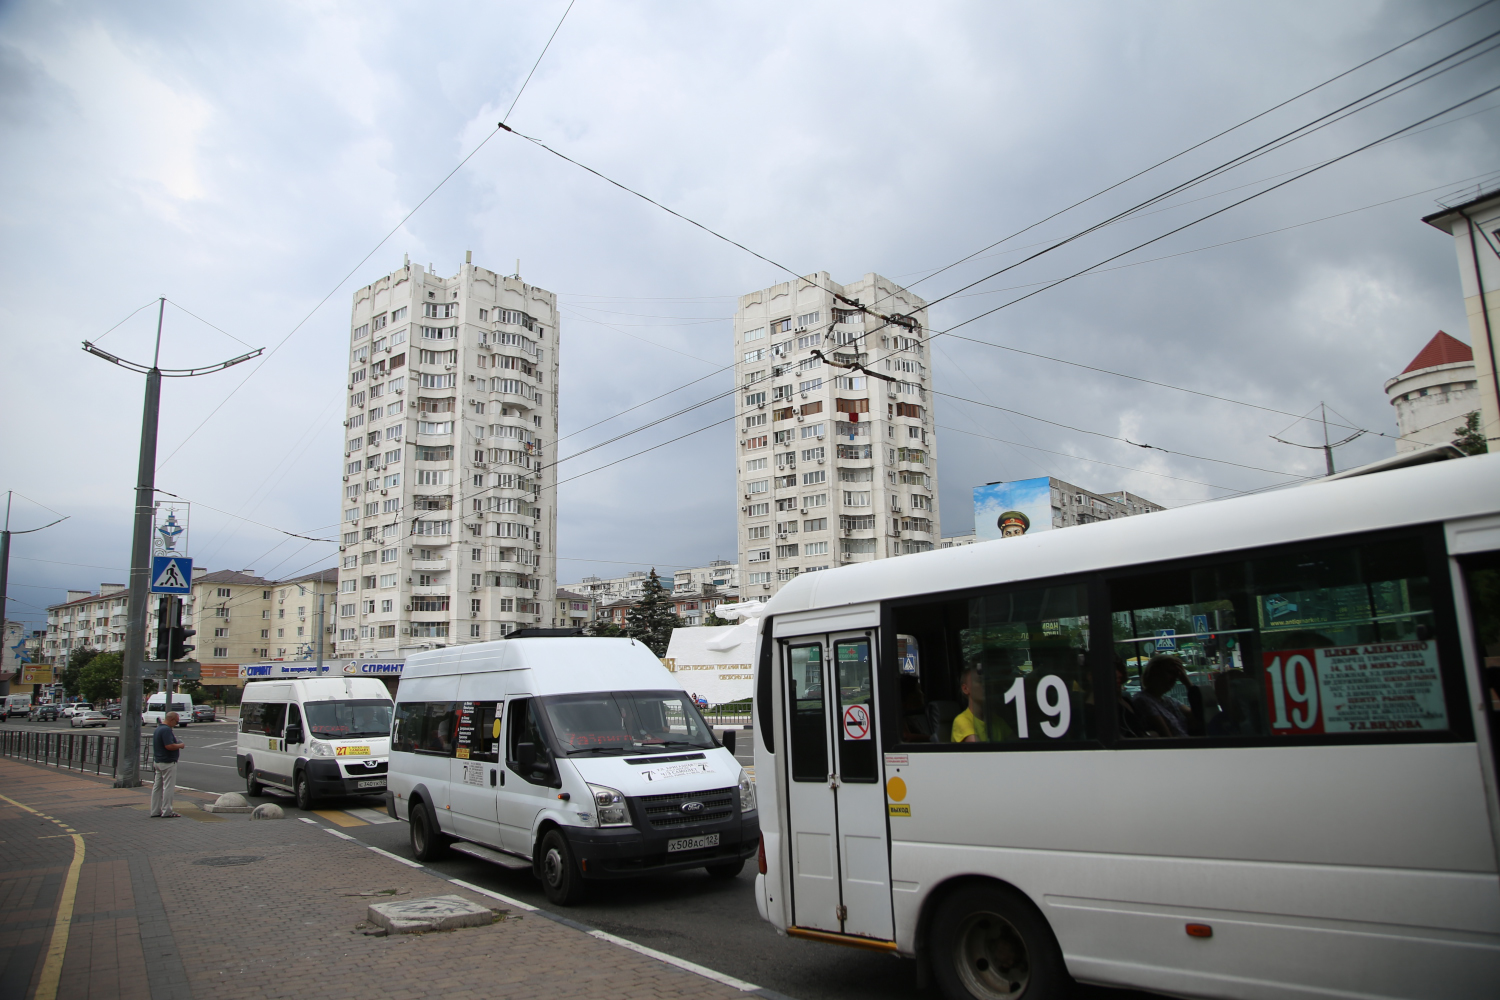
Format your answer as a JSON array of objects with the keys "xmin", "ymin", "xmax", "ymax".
[{"xmin": 7, "ymin": 714, "xmax": 1162, "ymax": 1000}]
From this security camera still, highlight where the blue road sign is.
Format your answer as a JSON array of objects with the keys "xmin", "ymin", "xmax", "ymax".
[
  {"xmin": 150, "ymin": 555, "xmax": 193, "ymax": 594},
  {"xmin": 1154, "ymin": 628, "xmax": 1177, "ymax": 651}
]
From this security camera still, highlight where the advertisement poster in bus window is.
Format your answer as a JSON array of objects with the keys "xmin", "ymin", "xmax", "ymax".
[
  {"xmin": 1263, "ymin": 642, "xmax": 1447, "ymax": 735},
  {"xmin": 973, "ymin": 478, "xmax": 1052, "ymax": 542}
]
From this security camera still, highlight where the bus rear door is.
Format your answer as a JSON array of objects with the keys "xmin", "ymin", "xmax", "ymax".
[{"xmin": 782, "ymin": 630, "xmax": 893, "ymax": 941}]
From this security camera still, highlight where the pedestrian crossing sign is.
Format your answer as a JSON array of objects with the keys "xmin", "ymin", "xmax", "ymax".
[{"xmin": 150, "ymin": 555, "xmax": 193, "ymax": 594}]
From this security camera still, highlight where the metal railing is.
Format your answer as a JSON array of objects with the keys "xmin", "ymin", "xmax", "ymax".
[{"xmin": 0, "ymin": 728, "xmax": 121, "ymax": 776}]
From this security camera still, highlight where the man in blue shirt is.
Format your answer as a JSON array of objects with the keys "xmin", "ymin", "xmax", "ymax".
[{"xmin": 150, "ymin": 711, "xmax": 186, "ymax": 818}]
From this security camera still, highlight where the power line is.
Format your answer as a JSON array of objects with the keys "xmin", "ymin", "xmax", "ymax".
[
  {"xmin": 87, "ymin": 299, "xmax": 161, "ymax": 346},
  {"xmin": 887, "ymin": 0, "xmax": 1500, "ymax": 300},
  {"xmin": 156, "ymin": 1, "xmax": 578, "ymax": 470},
  {"xmin": 933, "ymin": 390, "xmax": 1313, "ymax": 479}
]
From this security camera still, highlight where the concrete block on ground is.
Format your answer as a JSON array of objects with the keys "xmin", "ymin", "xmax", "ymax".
[
  {"xmin": 250, "ymin": 803, "xmax": 284, "ymax": 820},
  {"xmin": 204, "ymin": 792, "xmax": 253, "ymax": 813},
  {"xmin": 367, "ymin": 894, "xmax": 496, "ymax": 935}
]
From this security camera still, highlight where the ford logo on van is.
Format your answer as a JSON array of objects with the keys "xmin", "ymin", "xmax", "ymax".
[{"xmin": 680, "ymin": 801, "xmax": 704, "ymax": 814}]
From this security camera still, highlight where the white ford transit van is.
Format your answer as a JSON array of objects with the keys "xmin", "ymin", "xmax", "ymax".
[
  {"xmin": 143, "ymin": 693, "xmax": 193, "ymax": 725},
  {"xmin": 236, "ymin": 677, "xmax": 393, "ymax": 810},
  {"xmin": 387, "ymin": 637, "xmax": 759, "ymax": 905}
]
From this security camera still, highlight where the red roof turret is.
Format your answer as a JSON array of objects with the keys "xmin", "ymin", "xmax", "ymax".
[{"xmin": 1401, "ymin": 331, "xmax": 1472, "ymax": 374}]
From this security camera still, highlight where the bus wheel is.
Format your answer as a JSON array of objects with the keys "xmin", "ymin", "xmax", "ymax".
[
  {"xmin": 930, "ymin": 884, "xmax": 1067, "ymax": 1000},
  {"xmin": 245, "ymin": 760, "xmax": 262, "ymax": 797},
  {"xmin": 409, "ymin": 801, "xmax": 449, "ymax": 862},
  {"xmin": 538, "ymin": 830, "xmax": 586, "ymax": 906}
]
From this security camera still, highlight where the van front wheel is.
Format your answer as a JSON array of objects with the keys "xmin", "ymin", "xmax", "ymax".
[
  {"xmin": 538, "ymin": 830, "xmax": 586, "ymax": 906},
  {"xmin": 930, "ymin": 883, "xmax": 1068, "ymax": 1000},
  {"xmin": 409, "ymin": 802, "xmax": 449, "ymax": 862},
  {"xmin": 295, "ymin": 771, "xmax": 316, "ymax": 811}
]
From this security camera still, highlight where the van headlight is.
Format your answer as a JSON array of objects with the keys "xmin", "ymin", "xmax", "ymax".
[
  {"xmin": 587, "ymin": 783, "xmax": 631, "ymax": 827},
  {"xmin": 309, "ymin": 740, "xmax": 334, "ymax": 757},
  {"xmin": 738, "ymin": 769, "xmax": 757, "ymax": 814}
]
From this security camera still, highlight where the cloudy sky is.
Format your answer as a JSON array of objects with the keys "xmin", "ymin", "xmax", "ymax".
[{"xmin": 1, "ymin": 0, "xmax": 1496, "ymax": 629}]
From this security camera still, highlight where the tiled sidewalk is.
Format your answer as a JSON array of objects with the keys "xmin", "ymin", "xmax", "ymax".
[{"xmin": 0, "ymin": 759, "xmax": 756, "ymax": 1000}]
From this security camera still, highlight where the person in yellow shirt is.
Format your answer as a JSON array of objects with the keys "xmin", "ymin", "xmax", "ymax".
[{"xmin": 951, "ymin": 664, "xmax": 1015, "ymax": 743}]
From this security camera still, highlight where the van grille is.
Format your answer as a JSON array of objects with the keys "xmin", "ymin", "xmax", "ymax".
[
  {"xmin": 636, "ymin": 787, "xmax": 736, "ymax": 830},
  {"xmin": 341, "ymin": 760, "xmax": 388, "ymax": 777}
]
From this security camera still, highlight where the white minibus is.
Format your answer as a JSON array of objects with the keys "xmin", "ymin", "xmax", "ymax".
[
  {"xmin": 143, "ymin": 693, "xmax": 192, "ymax": 725},
  {"xmin": 4, "ymin": 694, "xmax": 32, "ymax": 718},
  {"xmin": 237, "ymin": 677, "xmax": 393, "ymax": 809},
  {"xmin": 387, "ymin": 636, "xmax": 759, "ymax": 905},
  {"xmin": 753, "ymin": 452, "xmax": 1500, "ymax": 1000}
]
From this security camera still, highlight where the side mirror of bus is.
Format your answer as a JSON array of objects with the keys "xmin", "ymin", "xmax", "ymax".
[
  {"xmin": 285, "ymin": 727, "xmax": 303, "ymax": 745},
  {"xmin": 720, "ymin": 730, "xmax": 736, "ymax": 755},
  {"xmin": 517, "ymin": 742, "xmax": 536, "ymax": 768}
]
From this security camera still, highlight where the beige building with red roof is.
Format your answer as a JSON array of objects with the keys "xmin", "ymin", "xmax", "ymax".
[
  {"xmin": 1423, "ymin": 192, "xmax": 1500, "ymax": 451},
  {"xmin": 1383, "ymin": 331, "xmax": 1481, "ymax": 453}
]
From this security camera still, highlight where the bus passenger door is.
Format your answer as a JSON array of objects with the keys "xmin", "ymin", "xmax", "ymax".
[{"xmin": 783, "ymin": 632, "xmax": 894, "ymax": 941}]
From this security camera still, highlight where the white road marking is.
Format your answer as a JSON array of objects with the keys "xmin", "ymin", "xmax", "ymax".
[
  {"xmin": 446, "ymin": 877, "xmax": 538, "ymax": 912},
  {"xmin": 200, "ymin": 740, "xmax": 237, "ymax": 748},
  {"xmin": 300, "ymin": 814, "xmax": 766, "ymax": 996},
  {"xmin": 588, "ymin": 929, "xmax": 763, "ymax": 992},
  {"xmin": 344, "ymin": 807, "xmax": 399, "ymax": 825}
]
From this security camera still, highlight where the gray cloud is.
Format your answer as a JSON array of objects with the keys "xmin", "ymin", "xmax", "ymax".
[{"xmin": 1, "ymin": 0, "xmax": 1496, "ymax": 625}]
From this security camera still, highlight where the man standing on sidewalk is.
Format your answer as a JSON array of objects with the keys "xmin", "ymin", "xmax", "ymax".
[{"xmin": 150, "ymin": 711, "xmax": 185, "ymax": 818}]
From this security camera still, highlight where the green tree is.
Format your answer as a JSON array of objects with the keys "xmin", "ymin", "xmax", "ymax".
[
  {"xmin": 702, "ymin": 608, "xmax": 732, "ymax": 627},
  {"xmin": 78, "ymin": 652, "xmax": 123, "ymax": 705},
  {"xmin": 586, "ymin": 620, "xmax": 623, "ymax": 638},
  {"xmin": 621, "ymin": 569, "xmax": 681, "ymax": 656},
  {"xmin": 1453, "ymin": 411, "xmax": 1489, "ymax": 456},
  {"xmin": 60, "ymin": 646, "xmax": 98, "ymax": 698}
]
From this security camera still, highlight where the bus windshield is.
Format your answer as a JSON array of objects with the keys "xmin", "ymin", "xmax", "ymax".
[
  {"xmin": 304, "ymin": 700, "xmax": 393, "ymax": 739},
  {"xmin": 539, "ymin": 690, "xmax": 717, "ymax": 755}
]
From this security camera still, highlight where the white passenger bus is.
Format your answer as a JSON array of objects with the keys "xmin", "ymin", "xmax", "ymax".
[{"xmin": 752, "ymin": 453, "xmax": 1500, "ymax": 1000}]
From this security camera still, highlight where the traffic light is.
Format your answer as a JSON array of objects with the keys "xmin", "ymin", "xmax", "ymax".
[
  {"xmin": 168, "ymin": 624, "xmax": 196, "ymax": 661},
  {"xmin": 154, "ymin": 598, "xmax": 173, "ymax": 660}
]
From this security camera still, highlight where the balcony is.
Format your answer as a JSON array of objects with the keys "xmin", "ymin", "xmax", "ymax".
[
  {"xmin": 412, "ymin": 586, "xmax": 448, "ymax": 597},
  {"xmin": 412, "ymin": 559, "xmax": 449, "ymax": 572}
]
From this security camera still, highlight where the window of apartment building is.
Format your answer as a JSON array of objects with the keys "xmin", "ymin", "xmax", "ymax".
[
  {"xmin": 216, "ymin": 588, "xmax": 231, "ymax": 598},
  {"xmin": 379, "ymin": 573, "xmax": 397, "ymax": 588},
  {"xmin": 213, "ymin": 646, "xmax": 228, "ymax": 657},
  {"xmin": 777, "ymin": 520, "xmax": 798, "ymax": 534},
  {"xmin": 260, "ymin": 629, "xmax": 269, "ymax": 639},
  {"xmin": 749, "ymin": 572, "xmax": 771, "ymax": 585},
  {"xmin": 797, "ymin": 311, "xmax": 820, "ymax": 328},
  {"xmin": 340, "ymin": 580, "xmax": 357, "ymax": 593},
  {"xmin": 214, "ymin": 627, "xmax": 228, "ymax": 638},
  {"xmin": 412, "ymin": 520, "xmax": 451, "ymax": 535},
  {"xmin": 746, "ymin": 435, "xmax": 768, "ymax": 450},
  {"xmin": 844, "ymin": 491, "xmax": 872, "ymax": 507},
  {"xmin": 748, "ymin": 525, "xmax": 770, "ymax": 540},
  {"xmin": 350, "ymin": 391, "xmax": 365, "ymax": 408},
  {"xmin": 416, "ymin": 445, "xmax": 452, "ymax": 461},
  {"xmin": 800, "ymin": 446, "xmax": 825, "ymax": 462},
  {"xmin": 353, "ymin": 323, "xmax": 369, "ymax": 340},
  {"xmin": 743, "ymin": 326, "xmax": 766, "ymax": 342},
  {"xmin": 804, "ymin": 517, "xmax": 828, "ymax": 532},
  {"xmin": 777, "ymin": 543, "xmax": 799, "ymax": 559},
  {"xmin": 801, "ymin": 423, "xmax": 824, "ymax": 439},
  {"xmin": 745, "ymin": 391, "xmax": 767, "ymax": 407},
  {"xmin": 744, "ymin": 457, "xmax": 768, "ymax": 473},
  {"xmin": 746, "ymin": 479, "xmax": 769, "ymax": 495},
  {"xmin": 340, "ymin": 604, "xmax": 355, "ymax": 618},
  {"xmin": 262, "ymin": 609, "xmax": 271, "ymax": 619},
  {"xmin": 744, "ymin": 413, "xmax": 767, "ymax": 430},
  {"xmin": 746, "ymin": 502, "xmax": 770, "ymax": 517},
  {"xmin": 802, "ymin": 470, "xmax": 826, "ymax": 486}
]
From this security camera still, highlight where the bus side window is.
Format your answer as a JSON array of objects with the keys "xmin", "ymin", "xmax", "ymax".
[
  {"xmin": 1109, "ymin": 531, "xmax": 1456, "ymax": 743},
  {"xmin": 892, "ymin": 583, "xmax": 1092, "ymax": 746},
  {"xmin": 787, "ymin": 644, "xmax": 828, "ymax": 781}
]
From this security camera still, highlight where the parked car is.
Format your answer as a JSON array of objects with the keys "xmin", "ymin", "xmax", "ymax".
[
  {"xmin": 103, "ymin": 704, "xmax": 122, "ymax": 720},
  {"xmin": 70, "ymin": 711, "xmax": 108, "ymax": 729},
  {"xmin": 61, "ymin": 703, "xmax": 93, "ymax": 718},
  {"xmin": 192, "ymin": 705, "xmax": 216, "ymax": 723},
  {"xmin": 35, "ymin": 704, "xmax": 60, "ymax": 722}
]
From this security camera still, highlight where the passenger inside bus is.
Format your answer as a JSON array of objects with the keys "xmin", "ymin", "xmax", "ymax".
[{"xmin": 1132, "ymin": 654, "xmax": 1195, "ymax": 737}]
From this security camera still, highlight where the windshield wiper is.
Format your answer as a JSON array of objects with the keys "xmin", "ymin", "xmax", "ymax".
[
  {"xmin": 565, "ymin": 746, "xmax": 639, "ymax": 756},
  {"xmin": 633, "ymin": 741, "xmax": 710, "ymax": 751}
]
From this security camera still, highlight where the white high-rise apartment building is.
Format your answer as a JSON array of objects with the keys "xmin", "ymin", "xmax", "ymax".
[
  {"xmin": 337, "ymin": 255, "xmax": 559, "ymax": 658},
  {"xmin": 735, "ymin": 273, "xmax": 938, "ymax": 600}
]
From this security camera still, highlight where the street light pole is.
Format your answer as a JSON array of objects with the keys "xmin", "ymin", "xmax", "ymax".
[
  {"xmin": 0, "ymin": 492, "xmax": 69, "ymax": 698},
  {"xmin": 82, "ymin": 298, "xmax": 262, "ymax": 787},
  {"xmin": 116, "ymin": 299, "xmax": 165, "ymax": 787}
]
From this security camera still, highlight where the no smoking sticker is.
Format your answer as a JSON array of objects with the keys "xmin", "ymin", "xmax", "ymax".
[{"xmin": 842, "ymin": 703, "xmax": 871, "ymax": 741}]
